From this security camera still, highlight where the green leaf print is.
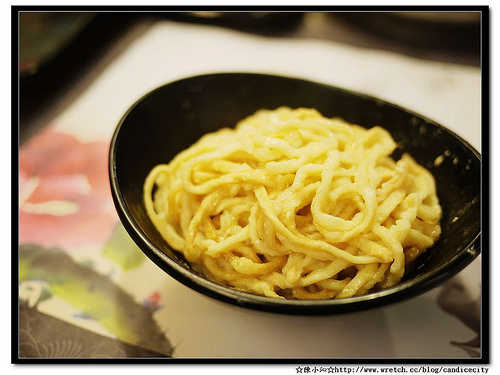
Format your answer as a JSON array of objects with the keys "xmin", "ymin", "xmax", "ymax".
[
  {"xmin": 103, "ymin": 223, "xmax": 147, "ymax": 271},
  {"xmin": 19, "ymin": 244, "xmax": 174, "ymax": 356}
]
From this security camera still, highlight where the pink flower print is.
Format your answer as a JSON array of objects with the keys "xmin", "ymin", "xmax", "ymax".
[
  {"xmin": 19, "ymin": 127, "xmax": 118, "ymax": 250},
  {"xmin": 143, "ymin": 291, "xmax": 163, "ymax": 312}
]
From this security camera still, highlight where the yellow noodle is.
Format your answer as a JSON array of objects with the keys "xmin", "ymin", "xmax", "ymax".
[{"xmin": 144, "ymin": 107, "xmax": 442, "ymax": 299}]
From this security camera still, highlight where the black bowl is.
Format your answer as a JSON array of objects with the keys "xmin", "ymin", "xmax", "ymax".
[{"xmin": 109, "ymin": 73, "xmax": 481, "ymax": 315}]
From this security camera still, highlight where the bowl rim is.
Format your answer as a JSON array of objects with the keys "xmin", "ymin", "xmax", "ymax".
[{"xmin": 109, "ymin": 72, "xmax": 481, "ymax": 315}]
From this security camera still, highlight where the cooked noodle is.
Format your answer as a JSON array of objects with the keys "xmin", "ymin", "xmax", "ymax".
[{"xmin": 144, "ymin": 107, "xmax": 441, "ymax": 299}]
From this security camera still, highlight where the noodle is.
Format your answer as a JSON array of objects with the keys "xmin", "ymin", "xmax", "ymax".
[{"xmin": 143, "ymin": 107, "xmax": 442, "ymax": 299}]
